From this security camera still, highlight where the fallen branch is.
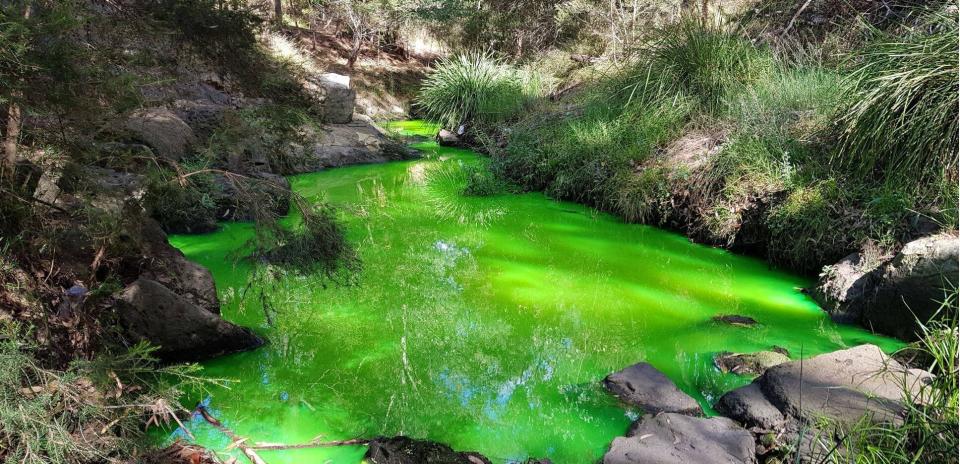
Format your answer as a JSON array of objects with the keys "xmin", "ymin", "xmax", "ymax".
[
  {"xmin": 249, "ymin": 436, "xmax": 370, "ymax": 451},
  {"xmin": 197, "ymin": 406, "xmax": 269, "ymax": 464}
]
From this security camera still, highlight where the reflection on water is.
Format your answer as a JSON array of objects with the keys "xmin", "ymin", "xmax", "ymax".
[{"xmin": 167, "ymin": 121, "xmax": 900, "ymax": 463}]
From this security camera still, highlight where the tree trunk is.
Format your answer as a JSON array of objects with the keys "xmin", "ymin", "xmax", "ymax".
[
  {"xmin": 2, "ymin": 3, "xmax": 31, "ymax": 181},
  {"xmin": 273, "ymin": 0, "xmax": 283, "ymax": 27}
]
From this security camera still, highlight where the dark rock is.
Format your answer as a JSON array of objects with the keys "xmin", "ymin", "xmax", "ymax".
[
  {"xmin": 715, "ymin": 383, "xmax": 785, "ymax": 430},
  {"xmin": 603, "ymin": 362, "xmax": 703, "ymax": 416},
  {"xmin": 138, "ymin": 218, "xmax": 220, "ymax": 314},
  {"xmin": 115, "ymin": 278, "xmax": 263, "ymax": 362},
  {"xmin": 172, "ymin": 99, "xmax": 232, "ymax": 140},
  {"xmin": 714, "ymin": 350, "xmax": 790, "ymax": 376},
  {"xmin": 603, "ymin": 413, "xmax": 756, "ymax": 464},
  {"xmin": 713, "ymin": 314, "xmax": 758, "ymax": 327},
  {"xmin": 364, "ymin": 436, "xmax": 490, "ymax": 464},
  {"xmin": 124, "ymin": 108, "xmax": 196, "ymax": 161}
]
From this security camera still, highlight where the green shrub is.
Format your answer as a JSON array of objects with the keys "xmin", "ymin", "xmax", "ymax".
[
  {"xmin": 610, "ymin": 164, "xmax": 676, "ymax": 224},
  {"xmin": 644, "ymin": 18, "xmax": 774, "ymax": 110},
  {"xmin": 463, "ymin": 162, "xmax": 514, "ymax": 196},
  {"xmin": 833, "ymin": 8, "xmax": 958, "ymax": 188},
  {"xmin": 417, "ymin": 51, "xmax": 543, "ymax": 129}
]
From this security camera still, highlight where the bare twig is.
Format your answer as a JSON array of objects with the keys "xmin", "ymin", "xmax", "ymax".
[{"xmin": 197, "ymin": 406, "xmax": 269, "ymax": 464}]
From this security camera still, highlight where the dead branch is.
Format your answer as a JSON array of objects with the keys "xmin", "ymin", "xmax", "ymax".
[
  {"xmin": 197, "ymin": 406, "xmax": 269, "ymax": 464},
  {"xmin": 249, "ymin": 436, "xmax": 370, "ymax": 451}
]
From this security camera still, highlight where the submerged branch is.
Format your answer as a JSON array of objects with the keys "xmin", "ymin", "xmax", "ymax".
[
  {"xmin": 197, "ymin": 406, "xmax": 269, "ymax": 464},
  {"xmin": 249, "ymin": 436, "xmax": 370, "ymax": 450}
]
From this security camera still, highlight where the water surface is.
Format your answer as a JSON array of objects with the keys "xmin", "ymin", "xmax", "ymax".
[{"xmin": 168, "ymin": 120, "xmax": 899, "ymax": 463}]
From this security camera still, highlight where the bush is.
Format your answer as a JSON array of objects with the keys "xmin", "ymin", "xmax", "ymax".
[
  {"xmin": 417, "ymin": 51, "xmax": 544, "ymax": 129},
  {"xmin": 833, "ymin": 8, "xmax": 959, "ymax": 188}
]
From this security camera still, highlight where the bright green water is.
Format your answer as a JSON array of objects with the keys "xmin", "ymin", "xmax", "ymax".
[{"xmin": 168, "ymin": 120, "xmax": 899, "ymax": 463}]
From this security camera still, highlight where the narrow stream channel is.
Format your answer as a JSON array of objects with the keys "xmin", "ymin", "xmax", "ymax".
[{"xmin": 167, "ymin": 120, "xmax": 900, "ymax": 463}]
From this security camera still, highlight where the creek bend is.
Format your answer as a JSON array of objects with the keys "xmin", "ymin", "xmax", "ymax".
[{"xmin": 167, "ymin": 120, "xmax": 900, "ymax": 463}]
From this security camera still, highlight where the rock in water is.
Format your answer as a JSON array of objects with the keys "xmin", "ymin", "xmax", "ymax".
[
  {"xmin": 603, "ymin": 413, "xmax": 756, "ymax": 464},
  {"xmin": 715, "ymin": 382, "xmax": 785, "ymax": 430},
  {"xmin": 116, "ymin": 278, "xmax": 263, "ymax": 362},
  {"xmin": 138, "ymin": 218, "xmax": 221, "ymax": 314},
  {"xmin": 714, "ymin": 350, "xmax": 790, "ymax": 376},
  {"xmin": 364, "ymin": 436, "xmax": 491, "ymax": 464},
  {"xmin": 712, "ymin": 314, "xmax": 758, "ymax": 327},
  {"xmin": 603, "ymin": 362, "xmax": 703, "ymax": 416},
  {"xmin": 815, "ymin": 234, "xmax": 958, "ymax": 340}
]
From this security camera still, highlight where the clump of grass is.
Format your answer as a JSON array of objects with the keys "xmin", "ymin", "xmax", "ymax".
[
  {"xmin": 416, "ymin": 51, "xmax": 544, "ymax": 130},
  {"xmin": 833, "ymin": 8, "xmax": 958, "ymax": 188},
  {"xmin": 463, "ymin": 161, "xmax": 514, "ymax": 196},
  {"xmin": 610, "ymin": 165, "xmax": 676, "ymax": 224},
  {"xmin": 645, "ymin": 18, "xmax": 774, "ymax": 110}
]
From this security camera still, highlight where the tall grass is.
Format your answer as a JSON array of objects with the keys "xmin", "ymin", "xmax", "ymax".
[
  {"xmin": 644, "ymin": 18, "xmax": 774, "ymax": 110},
  {"xmin": 834, "ymin": 8, "xmax": 959, "ymax": 188},
  {"xmin": 416, "ymin": 51, "xmax": 543, "ymax": 129}
]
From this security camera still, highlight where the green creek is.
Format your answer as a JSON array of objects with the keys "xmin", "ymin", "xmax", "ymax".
[{"xmin": 167, "ymin": 120, "xmax": 900, "ymax": 463}]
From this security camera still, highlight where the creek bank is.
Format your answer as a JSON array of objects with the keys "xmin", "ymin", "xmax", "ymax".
[{"xmin": 602, "ymin": 344, "xmax": 934, "ymax": 463}]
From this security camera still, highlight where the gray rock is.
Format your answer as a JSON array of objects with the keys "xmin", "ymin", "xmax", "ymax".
[
  {"xmin": 437, "ymin": 128, "xmax": 463, "ymax": 147},
  {"xmin": 603, "ymin": 362, "xmax": 703, "ymax": 416},
  {"xmin": 115, "ymin": 278, "xmax": 263, "ymax": 362},
  {"xmin": 138, "ymin": 218, "xmax": 220, "ymax": 314},
  {"xmin": 816, "ymin": 235, "xmax": 958, "ymax": 340},
  {"xmin": 364, "ymin": 436, "xmax": 490, "ymax": 464},
  {"xmin": 172, "ymin": 99, "xmax": 232, "ymax": 140},
  {"xmin": 714, "ymin": 350, "xmax": 790, "ymax": 376},
  {"xmin": 863, "ymin": 234, "xmax": 959, "ymax": 340},
  {"xmin": 603, "ymin": 413, "xmax": 756, "ymax": 464},
  {"xmin": 715, "ymin": 383, "xmax": 785, "ymax": 430},
  {"xmin": 124, "ymin": 108, "xmax": 196, "ymax": 161},
  {"xmin": 287, "ymin": 121, "xmax": 393, "ymax": 173},
  {"xmin": 758, "ymin": 344, "xmax": 932, "ymax": 427},
  {"xmin": 303, "ymin": 73, "xmax": 356, "ymax": 124}
]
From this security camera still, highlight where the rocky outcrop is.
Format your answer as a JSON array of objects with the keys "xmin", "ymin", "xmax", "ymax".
[
  {"xmin": 283, "ymin": 118, "xmax": 412, "ymax": 173},
  {"xmin": 303, "ymin": 73, "xmax": 356, "ymax": 124},
  {"xmin": 364, "ymin": 436, "xmax": 490, "ymax": 464},
  {"xmin": 603, "ymin": 362, "xmax": 703, "ymax": 416},
  {"xmin": 715, "ymin": 344, "xmax": 933, "ymax": 462},
  {"xmin": 115, "ymin": 278, "xmax": 263, "ymax": 362},
  {"xmin": 714, "ymin": 350, "xmax": 790, "ymax": 376},
  {"xmin": 137, "ymin": 218, "xmax": 220, "ymax": 314},
  {"xmin": 124, "ymin": 108, "xmax": 196, "ymax": 162},
  {"xmin": 712, "ymin": 314, "xmax": 758, "ymax": 327},
  {"xmin": 816, "ymin": 234, "xmax": 959, "ymax": 340},
  {"xmin": 603, "ymin": 413, "xmax": 756, "ymax": 464}
]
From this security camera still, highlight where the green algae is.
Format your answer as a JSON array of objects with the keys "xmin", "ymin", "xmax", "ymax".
[{"xmin": 166, "ymin": 121, "xmax": 901, "ymax": 463}]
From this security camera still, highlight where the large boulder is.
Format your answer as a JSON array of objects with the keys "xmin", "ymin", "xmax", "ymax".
[
  {"xmin": 603, "ymin": 413, "xmax": 756, "ymax": 464},
  {"xmin": 715, "ymin": 344, "xmax": 933, "ymax": 462},
  {"xmin": 137, "ymin": 218, "xmax": 220, "ymax": 314},
  {"xmin": 603, "ymin": 362, "xmax": 703, "ymax": 416},
  {"xmin": 115, "ymin": 278, "xmax": 263, "ymax": 362},
  {"xmin": 816, "ymin": 234, "xmax": 959, "ymax": 340},
  {"xmin": 363, "ymin": 436, "xmax": 490, "ymax": 464},
  {"xmin": 124, "ymin": 108, "xmax": 196, "ymax": 162},
  {"xmin": 303, "ymin": 73, "xmax": 356, "ymax": 124},
  {"xmin": 285, "ymin": 120, "xmax": 398, "ymax": 173}
]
